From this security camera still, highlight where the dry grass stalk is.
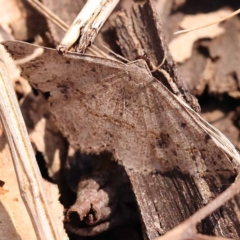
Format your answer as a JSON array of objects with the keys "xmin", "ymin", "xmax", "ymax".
[
  {"xmin": 26, "ymin": 0, "xmax": 68, "ymax": 31},
  {"xmin": 57, "ymin": 0, "xmax": 120, "ymax": 53},
  {"xmin": 175, "ymin": 8, "xmax": 240, "ymax": 34},
  {"xmin": 26, "ymin": 0, "xmax": 114, "ymax": 58},
  {"xmin": 0, "ymin": 48, "xmax": 61, "ymax": 240}
]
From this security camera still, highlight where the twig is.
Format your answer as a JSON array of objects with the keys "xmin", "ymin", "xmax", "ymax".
[
  {"xmin": 155, "ymin": 175, "xmax": 240, "ymax": 240},
  {"xmin": 0, "ymin": 48, "xmax": 61, "ymax": 239},
  {"xmin": 57, "ymin": 0, "xmax": 120, "ymax": 53},
  {"xmin": 194, "ymin": 234, "xmax": 232, "ymax": 240},
  {"xmin": 175, "ymin": 8, "xmax": 240, "ymax": 34},
  {"xmin": 26, "ymin": 0, "xmax": 68, "ymax": 31},
  {"xmin": 26, "ymin": 0, "xmax": 116, "ymax": 58}
]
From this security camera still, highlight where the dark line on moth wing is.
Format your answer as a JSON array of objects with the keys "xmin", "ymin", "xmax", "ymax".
[
  {"xmin": 205, "ymin": 134, "xmax": 211, "ymax": 143},
  {"xmin": 154, "ymin": 89, "xmax": 197, "ymax": 147},
  {"xmin": 106, "ymin": 75, "xmax": 126, "ymax": 120},
  {"xmin": 180, "ymin": 122, "xmax": 187, "ymax": 128},
  {"xmin": 76, "ymin": 76, "xmax": 166, "ymax": 138},
  {"xmin": 81, "ymin": 100, "xmax": 141, "ymax": 132},
  {"xmin": 149, "ymin": 80, "xmax": 197, "ymax": 131},
  {"xmin": 148, "ymin": 83, "xmax": 237, "ymax": 173},
  {"xmin": 75, "ymin": 68, "xmax": 144, "ymax": 108},
  {"xmin": 149, "ymin": 88, "xmax": 188, "ymax": 164},
  {"xmin": 158, "ymin": 133, "xmax": 171, "ymax": 149},
  {"xmin": 152, "ymin": 84, "xmax": 229, "ymax": 159},
  {"xmin": 145, "ymin": 84, "xmax": 164, "ymax": 133},
  {"xmin": 79, "ymin": 72, "xmax": 127, "ymax": 96},
  {"xmin": 145, "ymin": 84, "xmax": 193, "ymax": 156},
  {"xmin": 139, "ymin": 87, "xmax": 148, "ymax": 136},
  {"xmin": 139, "ymin": 76, "xmax": 165, "ymax": 93},
  {"xmin": 158, "ymin": 89, "xmax": 213, "ymax": 147},
  {"xmin": 108, "ymin": 83, "xmax": 126, "ymax": 120}
]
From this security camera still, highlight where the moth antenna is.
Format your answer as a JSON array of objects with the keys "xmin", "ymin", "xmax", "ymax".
[
  {"xmin": 101, "ymin": 44, "xmax": 130, "ymax": 63},
  {"xmin": 151, "ymin": 55, "xmax": 166, "ymax": 73},
  {"xmin": 150, "ymin": 55, "xmax": 182, "ymax": 97},
  {"xmin": 159, "ymin": 69, "xmax": 181, "ymax": 97},
  {"xmin": 89, "ymin": 44, "xmax": 116, "ymax": 59},
  {"xmin": 174, "ymin": 8, "xmax": 240, "ymax": 35}
]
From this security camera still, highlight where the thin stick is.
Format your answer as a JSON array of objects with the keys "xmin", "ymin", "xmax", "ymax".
[
  {"xmin": 101, "ymin": 43, "xmax": 130, "ymax": 62},
  {"xmin": 26, "ymin": 0, "xmax": 114, "ymax": 58},
  {"xmin": 26, "ymin": 0, "xmax": 68, "ymax": 31},
  {"xmin": 0, "ymin": 49, "xmax": 61, "ymax": 239},
  {"xmin": 194, "ymin": 234, "xmax": 232, "ymax": 240},
  {"xmin": 155, "ymin": 175, "xmax": 240, "ymax": 240},
  {"xmin": 174, "ymin": 8, "xmax": 240, "ymax": 34},
  {"xmin": 89, "ymin": 44, "xmax": 115, "ymax": 59},
  {"xmin": 57, "ymin": 0, "xmax": 120, "ymax": 53}
]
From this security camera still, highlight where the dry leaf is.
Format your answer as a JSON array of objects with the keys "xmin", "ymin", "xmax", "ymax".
[
  {"xmin": 42, "ymin": 180, "xmax": 68, "ymax": 240},
  {"xmin": 0, "ymin": 0, "xmax": 48, "ymax": 41},
  {"xmin": 0, "ymin": 125, "xmax": 37, "ymax": 240},
  {"xmin": 169, "ymin": 9, "xmax": 231, "ymax": 63},
  {"xmin": 207, "ymin": 17, "xmax": 240, "ymax": 94},
  {"xmin": 0, "ymin": 125, "xmax": 68, "ymax": 240},
  {"xmin": 28, "ymin": 116, "xmax": 66, "ymax": 179},
  {"xmin": 0, "ymin": 0, "xmax": 24, "ymax": 36},
  {"xmin": 20, "ymin": 92, "xmax": 67, "ymax": 180}
]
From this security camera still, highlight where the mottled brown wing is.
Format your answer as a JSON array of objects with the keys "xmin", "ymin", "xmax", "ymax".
[{"xmin": 3, "ymin": 41, "xmax": 240, "ymax": 239}]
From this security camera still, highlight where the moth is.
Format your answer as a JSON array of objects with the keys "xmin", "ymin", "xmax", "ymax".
[{"xmin": 3, "ymin": 40, "xmax": 240, "ymax": 239}]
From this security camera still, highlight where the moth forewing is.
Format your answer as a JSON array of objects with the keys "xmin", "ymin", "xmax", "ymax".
[{"xmin": 2, "ymin": 40, "xmax": 240, "ymax": 239}]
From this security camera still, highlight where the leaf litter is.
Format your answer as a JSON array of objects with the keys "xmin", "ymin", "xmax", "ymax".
[
  {"xmin": 1, "ymin": 0, "xmax": 240, "ymax": 240},
  {"xmin": 169, "ymin": 9, "xmax": 231, "ymax": 63}
]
